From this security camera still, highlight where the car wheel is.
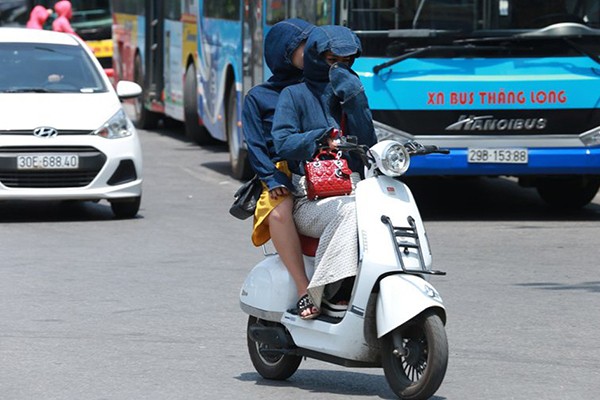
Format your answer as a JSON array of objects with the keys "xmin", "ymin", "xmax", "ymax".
[{"xmin": 110, "ymin": 196, "xmax": 141, "ymax": 219}]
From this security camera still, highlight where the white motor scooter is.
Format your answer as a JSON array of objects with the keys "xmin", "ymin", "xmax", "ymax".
[{"xmin": 239, "ymin": 139, "xmax": 449, "ymax": 400}]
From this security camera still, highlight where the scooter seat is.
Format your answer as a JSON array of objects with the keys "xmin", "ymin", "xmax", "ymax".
[{"xmin": 299, "ymin": 234, "xmax": 319, "ymax": 257}]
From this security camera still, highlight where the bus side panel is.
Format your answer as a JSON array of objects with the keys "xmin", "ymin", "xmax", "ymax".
[
  {"xmin": 197, "ymin": 16, "xmax": 243, "ymax": 142},
  {"xmin": 113, "ymin": 12, "xmax": 142, "ymax": 83},
  {"xmin": 164, "ymin": 19, "xmax": 184, "ymax": 121},
  {"xmin": 182, "ymin": 16, "xmax": 198, "ymax": 80},
  {"xmin": 136, "ymin": 16, "xmax": 146, "ymax": 80}
]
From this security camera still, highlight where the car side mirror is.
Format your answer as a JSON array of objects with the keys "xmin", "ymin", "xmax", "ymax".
[{"xmin": 116, "ymin": 80, "xmax": 142, "ymax": 100}]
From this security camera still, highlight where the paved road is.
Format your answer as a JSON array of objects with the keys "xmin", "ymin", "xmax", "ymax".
[{"xmin": 1, "ymin": 123, "xmax": 600, "ymax": 399}]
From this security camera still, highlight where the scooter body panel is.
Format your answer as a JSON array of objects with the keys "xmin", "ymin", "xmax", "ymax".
[
  {"xmin": 351, "ymin": 176, "xmax": 433, "ymax": 311},
  {"xmin": 376, "ymin": 274, "xmax": 445, "ymax": 338},
  {"xmin": 356, "ymin": 177, "xmax": 432, "ymax": 271},
  {"xmin": 239, "ymin": 255, "xmax": 314, "ymax": 321},
  {"xmin": 282, "ymin": 309, "xmax": 380, "ymax": 363}
]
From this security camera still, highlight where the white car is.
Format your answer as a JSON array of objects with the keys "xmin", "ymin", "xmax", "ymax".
[{"xmin": 0, "ymin": 27, "xmax": 143, "ymax": 218}]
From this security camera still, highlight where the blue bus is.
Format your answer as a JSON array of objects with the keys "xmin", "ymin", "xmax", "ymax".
[
  {"xmin": 112, "ymin": 0, "xmax": 600, "ymax": 208},
  {"xmin": 111, "ymin": 0, "xmax": 334, "ymax": 179},
  {"xmin": 346, "ymin": 0, "xmax": 600, "ymax": 209}
]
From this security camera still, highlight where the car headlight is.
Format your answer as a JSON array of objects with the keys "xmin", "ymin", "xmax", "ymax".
[
  {"xmin": 371, "ymin": 140, "xmax": 410, "ymax": 176},
  {"xmin": 93, "ymin": 110, "xmax": 135, "ymax": 139}
]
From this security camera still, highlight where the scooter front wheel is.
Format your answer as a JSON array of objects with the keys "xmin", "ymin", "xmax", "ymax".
[
  {"xmin": 381, "ymin": 310, "xmax": 448, "ymax": 400},
  {"xmin": 247, "ymin": 316, "xmax": 302, "ymax": 380}
]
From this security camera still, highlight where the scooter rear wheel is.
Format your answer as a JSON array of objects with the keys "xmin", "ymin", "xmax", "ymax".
[
  {"xmin": 247, "ymin": 316, "xmax": 302, "ymax": 380},
  {"xmin": 381, "ymin": 310, "xmax": 448, "ymax": 400}
]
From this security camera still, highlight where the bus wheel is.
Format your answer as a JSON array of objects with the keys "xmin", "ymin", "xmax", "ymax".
[
  {"xmin": 226, "ymin": 85, "xmax": 252, "ymax": 180},
  {"xmin": 184, "ymin": 64, "xmax": 213, "ymax": 144},
  {"xmin": 536, "ymin": 176, "xmax": 600, "ymax": 209},
  {"xmin": 133, "ymin": 55, "xmax": 159, "ymax": 130}
]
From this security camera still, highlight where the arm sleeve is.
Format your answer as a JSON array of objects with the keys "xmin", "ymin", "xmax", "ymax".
[
  {"xmin": 272, "ymin": 89, "xmax": 331, "ymax": 161},
  {"xmin": 342, "ymin": 90, "xmax": 378, "ymax": 148},
  {"xmin": 329, "ymin": 63, "xmax": 364, "ymax": 104},
  {"xmin": 243, "ymin": 95, "xmax": 292, "ymax": 190}
]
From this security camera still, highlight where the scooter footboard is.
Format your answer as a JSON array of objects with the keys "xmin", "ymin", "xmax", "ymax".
[{"xmin": 376, "ymin": 274, "xmax": 446, "ymax": 338}]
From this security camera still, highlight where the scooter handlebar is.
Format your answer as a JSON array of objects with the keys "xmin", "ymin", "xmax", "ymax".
[
  {"xmin": 316, "ymin": 138, "xmax": 450, "ymax": 157},
  {"xmin": 404, "ymin": 141, "xmax": 450, "ymax": 156},
  {"xmin": 421, "ymin": 145, "xmax": 450, "ymax": 155}
]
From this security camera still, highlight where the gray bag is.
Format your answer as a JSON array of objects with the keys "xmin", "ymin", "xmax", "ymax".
[{"xmin": 229, "ymin": 175, "xmax": 262, "ymax": 220}]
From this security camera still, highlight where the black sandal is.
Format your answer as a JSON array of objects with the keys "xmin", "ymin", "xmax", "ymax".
[{"xmin": 297, "ymin": 294, "xmax": 320, "ymax": 320}]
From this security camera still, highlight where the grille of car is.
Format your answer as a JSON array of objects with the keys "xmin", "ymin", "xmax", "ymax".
[{"xmin": 0, "ymin": 146, "xmax": 106, "ymax": 188}]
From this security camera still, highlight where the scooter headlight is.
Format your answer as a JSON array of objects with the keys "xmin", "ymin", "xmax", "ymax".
[{"xmin": 372, "ymin": 140, "xmax": 410, "ymax": 176}]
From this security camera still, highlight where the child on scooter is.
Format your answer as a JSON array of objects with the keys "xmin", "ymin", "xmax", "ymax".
[
  {"xmin": 272, "ymin": 25, "xmax": 378, "ymax": 319},
  {"xmin": 242, "ymin": 19, "xmax": 317, "ymax": 319}
]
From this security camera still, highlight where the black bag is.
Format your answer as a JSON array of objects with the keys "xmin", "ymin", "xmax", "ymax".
[{"xmin": 229, "ymin": 175, "xmax": 262, "ymax": 220}]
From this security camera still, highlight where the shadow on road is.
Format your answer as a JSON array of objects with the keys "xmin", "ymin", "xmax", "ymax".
[
  {"xmin": 403, "ymin": 176, "xmax": 600, "ymax": 222},
  {"xmin": 516, "ymin": 281, "xmax": 600, "ymax": 293},
  {"xmin": 0, "ymin": 200, "xmax": 127, "ymax": 223},
  {"xmin": 237, "ymin": 369, "xmax": 447, "ymax": 399}
]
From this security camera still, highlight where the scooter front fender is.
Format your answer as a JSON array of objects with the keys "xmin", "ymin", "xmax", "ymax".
[{"xmin": 376, "ymin": 274, "xmax": 446, "ymax": 338}]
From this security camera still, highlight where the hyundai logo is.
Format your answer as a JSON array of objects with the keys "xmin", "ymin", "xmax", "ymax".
[{"xmin": 33, "ymin": 127, "xmax": 58, "ymax": 138}]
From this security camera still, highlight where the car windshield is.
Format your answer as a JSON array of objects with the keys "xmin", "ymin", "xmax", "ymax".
[{"xmin": 0, "ymin": 42, "xmax": 107, "ymax": 93}]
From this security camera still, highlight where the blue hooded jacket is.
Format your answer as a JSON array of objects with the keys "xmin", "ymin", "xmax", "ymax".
[
  {"xmin": 242, "ymin": 19, "xmax": 314, "ymax": 190},
  {"xmin": 272, "ymin": 25, "xmax": 377, "ymax": 175}
]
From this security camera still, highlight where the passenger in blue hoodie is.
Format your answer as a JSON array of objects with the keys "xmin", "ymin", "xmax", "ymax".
[
  {"xmin": 242, "ymin": 19, "xmax": 317, "ymax": 319},
  {"xmin": 272, "ymin": 25, "xmax": 378, "ymax": 317}
]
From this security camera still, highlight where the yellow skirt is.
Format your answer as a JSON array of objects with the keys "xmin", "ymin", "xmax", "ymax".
[{"xmin": 252, "ymin": 161, "xmax": 291, "ymax": 246}]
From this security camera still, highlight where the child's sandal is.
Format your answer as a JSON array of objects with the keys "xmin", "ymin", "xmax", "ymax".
[{"xmin": 297, "ymin": 294, "xmax": 320, "ymax": 320}]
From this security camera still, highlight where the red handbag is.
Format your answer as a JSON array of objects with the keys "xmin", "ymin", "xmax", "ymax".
[{"xmin": 304, "ymin": 150, "xmax": 353, "ymax": 200}]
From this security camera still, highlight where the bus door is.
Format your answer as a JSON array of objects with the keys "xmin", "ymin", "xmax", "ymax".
[
  {"xmin": 145, "ymin": 0, "xmax": 164, "ymax": 103},
  {"xmin": 242, "ymin": 0, "xmax": 263, "ymax": 96}
]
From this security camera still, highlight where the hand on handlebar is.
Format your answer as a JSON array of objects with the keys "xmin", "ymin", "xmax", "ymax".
[
  {"xmin": 327, "ymin": 137, "xmax": 341, "ymax": 150},
  {"xmin": 326, "ymin": 128, "xmax": 343, "ymax": 150},
  {"xmin": 403, "ymin": 140, "xmax": 426, "ymax": 155},
  {"xmin": 404, "ymin": 140, "xmax": 450, "ymax": 155}
]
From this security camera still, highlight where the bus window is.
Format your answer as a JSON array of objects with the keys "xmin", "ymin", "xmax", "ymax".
[
  {"xmin": 203, "ymin": 0, "xmax": 240, "ymax": 20},
  {"xmin": 412, "ymin": 0, "xmax": 477, "ymax": 31},
  {"xmin": 266, "ymin": 0, "xmax": 333, "ymax": 25},
  {"xmin": 349, "ymin": 0, "xmax": 409, "ymax": 30},
  {"xmin": 165, "ymin": 0, "xmax": 182, "ymax": 20},
  {"xmin": 510, "ymin": 0, "xmax": 586, "ymax": 28}
]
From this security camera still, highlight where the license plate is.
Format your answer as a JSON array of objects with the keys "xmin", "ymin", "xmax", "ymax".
[
  {"xmin": 17, "ymin": 154, "xmax": 79, "ymax": 170},
  {"xmin": 467, "ymin": 148, "xmax": 528, "ymax": 164}
]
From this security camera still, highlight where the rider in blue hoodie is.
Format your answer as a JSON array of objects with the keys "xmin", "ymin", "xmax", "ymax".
[
  {"xmin": 271, "ymin": 25, "xmax": 378, "ymax": 319},
  {"xmin": 242, "ymin": 19, "xmax": 316, "ymax": 318},
  {"xmin": 272, "ymin": 25, "xmax": 377, "ymax": 172}
]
